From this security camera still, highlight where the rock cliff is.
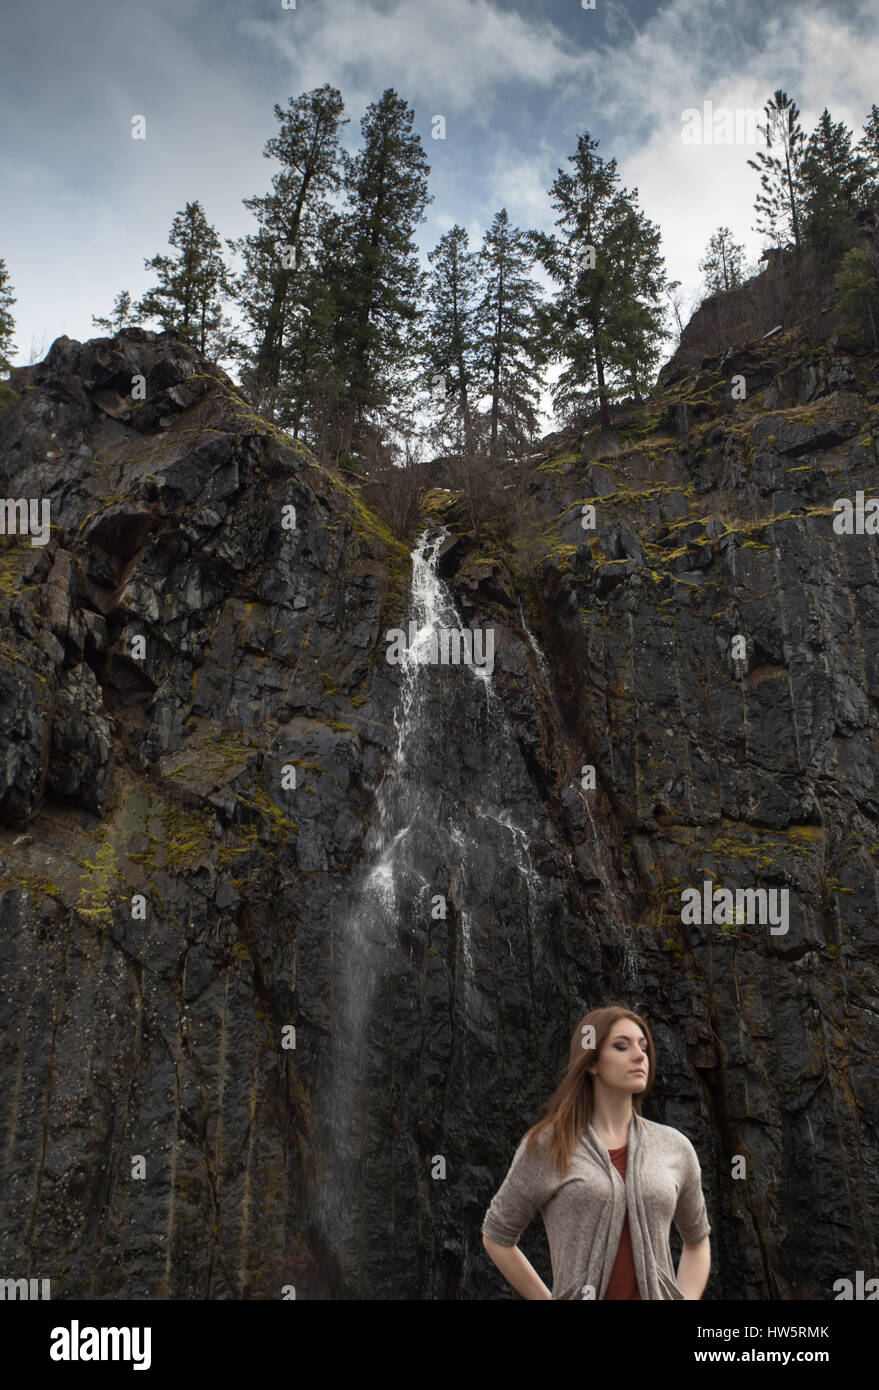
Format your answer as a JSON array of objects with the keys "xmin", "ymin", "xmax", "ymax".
[{"xmin": 0, "ymin": 323, "xmax": 876, "ymax": 1298}]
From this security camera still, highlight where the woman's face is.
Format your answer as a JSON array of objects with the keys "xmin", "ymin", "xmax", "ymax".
[{"xmin": 589, "ymin": 1019, "xmax": 650, "ymax": 1094}]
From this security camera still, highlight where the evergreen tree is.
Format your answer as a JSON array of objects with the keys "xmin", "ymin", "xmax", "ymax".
[
  {"xmin": 537, "ymin": 132, "xmax": 669, "ymax": 429},
  {"xmin": 91, "ymin": 290, "xmax": 144, "ymax": 334},
  {"xmin": 800, "ymin": 108, "xmax": 868, "ymax": 261},
  {"xmin": 472, "ymin": 209, "xmax": 545, "ymax": 458},
  {"xmin": 698, "ymin": 227, "xmax": 746, "ymax": 294},
  {"xmin": 609, "ymin": 199, "xmax": 671, "ymax": 403},
  {"xmin": 424, "ymin": 225, "xmax": 480, "ymax": 456},
  {"xmin": 858, "ymin": 104, "xmax": 879, "ymax": 200},
  {"xmin": 747, "ymin": 90, "xmax": 806, "ymax": 249},
  {"xmin": 838, "ymin": 245, "xmax": 879, "ymax": 348},
  {"xmin": 228, "ymin": 85, "xmax": 347, "ymax": 412},
  {"xmin": 139, "ymin": 201, "xmax": 233, "ymax": 357},
  {"xmin": 0, "ymin": 259, "xmax": 16, "ymax": 375},
  {"xmin": 281, "ymin": 210, "xmax": 350, "ymax": 445},
  {"xmin": 332, "ymin": 89, "xmax": 432, "ymax": 462}
]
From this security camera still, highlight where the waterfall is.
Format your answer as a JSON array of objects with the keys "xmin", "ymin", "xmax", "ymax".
[
  {"xmin": 310, "ymin": 525, "xmax": 548, "ymax": 1296},
  {"xmin": 518, "ymin": 598, "xmax": 553, "ymax": 690}
]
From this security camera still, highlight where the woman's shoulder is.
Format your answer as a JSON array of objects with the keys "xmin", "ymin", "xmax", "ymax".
[
  {"xmin": 516, "ymin": 1122, "xmax": 554, "ymax": 1159},
  {"xmin": 511, "ymin": 1122, "xmax": 570, "ymax": 1178},
  {"xmin": 638, "ymin": 1115, "xmax": 701, "ymax": 1160}
]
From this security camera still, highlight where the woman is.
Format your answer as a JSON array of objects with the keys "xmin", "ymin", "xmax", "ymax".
[{"xmin": 481, "ymin": 1004, "xmax": 712, "ymax": 1300}]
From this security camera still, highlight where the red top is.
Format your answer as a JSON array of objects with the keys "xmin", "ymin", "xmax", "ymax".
[{"xmin": 602, "ymin": 1144, "xmax": 641, "ymax": 1300}]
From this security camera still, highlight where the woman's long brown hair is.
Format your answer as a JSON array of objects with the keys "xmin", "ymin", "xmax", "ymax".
[{"xmin": 523, "ymin": 1004, "xmax": 656, "ymax": 1174}]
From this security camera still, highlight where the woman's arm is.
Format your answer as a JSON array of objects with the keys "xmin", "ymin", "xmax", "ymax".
[
  {"xmin": 482, "ymin": 1235, "xmax": 553, "ymax": 1300},
  {"xmin": 676, "ymin": 1236, "xmax": 711, "ymax": 1300}
]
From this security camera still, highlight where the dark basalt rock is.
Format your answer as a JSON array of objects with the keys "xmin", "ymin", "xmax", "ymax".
[{"xmin": 0, "ymin": 325, "xmax": 876, "ymax": 1303}]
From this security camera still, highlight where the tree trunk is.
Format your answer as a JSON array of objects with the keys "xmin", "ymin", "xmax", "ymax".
[
  {"xmin": 592, "ymin": 321, "xmax": 610, "ymax": 428},
  {"xmin": 451, "ymin": 265, "xmax": 474, "ymax": 458},
  {"xmin": 256, "ymin": 270, "xmax": 290, "ymax": 391},
  {"xmin": 459, "ymin": 378, "xmax": 474, "ymax": 458},
  {"xmin": 490, "ymin": 270, "xmax": 503, "ymax": 459},
  {"xmin": 339, "ymin": 401, "xmax": 357, "ymax": 459},
  {"xmin": 785, "ymin": 146, "xmax": 801, "ymax": 249},
  {"xmin": 254, "ymin": 137, "xmax": 323, "ymax": 394}
]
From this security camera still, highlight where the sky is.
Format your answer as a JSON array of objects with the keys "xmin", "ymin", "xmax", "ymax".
[{"xmin": 2, "ymin": 0, "xmax": 879, "ymax": 427}]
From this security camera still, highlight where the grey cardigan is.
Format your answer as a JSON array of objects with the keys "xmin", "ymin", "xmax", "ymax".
[{"xmin": 481, "ymin": 1112, "xmax": 711, "ymax": 1300}]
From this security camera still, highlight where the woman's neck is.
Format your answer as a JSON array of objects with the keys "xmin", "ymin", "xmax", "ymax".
[{"xmin": 591, "ymin": 1095, "xmax": 634, "ymax": 1147}]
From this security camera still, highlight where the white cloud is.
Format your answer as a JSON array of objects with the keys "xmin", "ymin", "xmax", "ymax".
[
  {"xmin": 5, "ymin": 0, "xmax": 879, "ymax": 384},
  {"xmin": 242, "ymin": 0, "xmax": 583, "ymax": 122}
]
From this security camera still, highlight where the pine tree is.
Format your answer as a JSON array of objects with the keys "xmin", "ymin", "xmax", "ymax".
[
  {"xmin": 698, "ymin": 227, "xmax": 746, "ymax": 294},
  {"xmin": 91, "ymin": 290, "xmax": 144, "ymax": 334},
  {"xmin": 424, "ymin": 225, "xmax": 480, "ymax": 456},
  {"xmin": 332, "ymin": 89, "xmax": 432, "ymax": 462},
  {"xmin": 800, "ymin": 108, "xmax": 868, "ymax": 261},
  {"xmin": 228, "ymin": 86, "xmax": 347, "ymax": 412},
  {"xmin": 537, "ymin": 132, "xmax": 669, "ymax": 429},
  {"xmin": 471, "ymin": 209, "xmax": 546, "ymax": 458},
  {"xmin": 747, "ymin": 90, "xmax": 806, "ymax": 249},
  {"xmin": 838, "ymin": 246, "xmax": 879, "ymax": 347},
  {"xmin": 858, "ymin": 104, "xmax": 879, "ymax": 200},
  {"xmin": 609, "ymin": 199, "xmax": 671, "ymax": 403},
  {"xmin": 139, "ymin": 201, "xmax": 233, "ymax": 357},
  {"xmin": 0, "ymin": 259, "xmax": 16, "ymax": 375},
  {"xmin": 280, "ymin": 210, "xmax": 349, "ymax": 445}
]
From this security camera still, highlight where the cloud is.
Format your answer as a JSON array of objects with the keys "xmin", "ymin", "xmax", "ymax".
[
  {"xmin": 612, "ymin": 0, "xmax": 879, "ymax": 302},
  {"xmin": 3, "ymin": 0, "xmax": 879, "ymax": 394},
  {"xmin": 242, "ymin": 0, "xmax": 584, "ymax": 123}
]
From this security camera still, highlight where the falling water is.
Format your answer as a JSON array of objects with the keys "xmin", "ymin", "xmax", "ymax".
[
  {"xmin": 518, "ymin": 598, "xmax": 553, "ymax": 690},
  {"xmin": 311, "ymin": 526, "xmax": 546, "ymax": 1292}
]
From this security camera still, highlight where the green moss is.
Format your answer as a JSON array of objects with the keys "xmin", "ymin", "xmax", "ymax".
[
  {"xmin": 717, "ymin": 919, "xmax": 743, "ymax": 940},
  {"xmin": 331, "ymin": 476, "xmax": 411, "ymax": 558},
  {"xmin": 0, "ymin": 871, "xmax": 63, "ymax": 905},
  {"xmin": 168, "ymin": 733, "xmax": 257, "ymax": 782},
  {"xmin": 539, "ymin": 538, "xmax": 578, "ymax": 571},
  {"xmin": 664, "ymin": 929, "xmax": 686, "ymax": 961},
  {"xmin": 234, "ymin": 784, "xmax": 298, "ymax": 839},
  {"xmin": 217, "ymin": 826, "xmax": 260, "ymax": 865},
  {"xmin": 0, "ymin": 537, "xmax": 38, "ymax": 602},
  {"xmin": 788, "ymin": 825, "xmax": 823, "ymax": 845},
  {"xmin": 157, "ymin": 802, "xmax": 215, "ymax": 870},
  {"xmin": 76, "ymin": 833, "xmax": 120, "ymax": 926},
  {"xmin": 621, "ymin": 411, "xmax": 667, "ymax": 441},
  {"xmin": 824, "ymin": 876, "xmax": 854, "ymax": 895},
  {"xmin": 536, "ymin": 449, "xmax": 580, "ymax": 474}
]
